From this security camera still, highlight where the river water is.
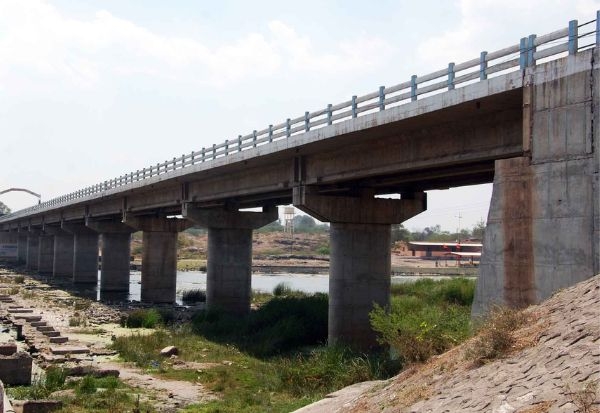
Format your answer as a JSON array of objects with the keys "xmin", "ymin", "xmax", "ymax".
[{"xmin": 96, "ymin": 271, "xmax": 456, "ymax": 304}]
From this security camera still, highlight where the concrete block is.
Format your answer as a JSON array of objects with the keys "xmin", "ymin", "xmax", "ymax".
[
  {"xmin": 0, "ymin": 343, "xmax": 17, "ymax": 356},
  {"xmin": 30, "ymin": 321, "xmax": 46, "ymax": 327},
  {"xmin": 11, "ymin": 400, "xmax": 63, "ymax": 413},
  {"xmin": 49, "ymin": 336, "xmax": 68, "ymax": 344},
  {"xmin": 42, "ymin": 331, "xmax": 60, "ymax": 338},
  {"xmin": 0, "ymin": 352, "xmax": 32, "ymax": 385},
  {"xmin": 36, "ymin": 326, "xmax": 55, "ymax": 332}
]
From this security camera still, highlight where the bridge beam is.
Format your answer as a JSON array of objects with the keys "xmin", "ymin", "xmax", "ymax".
[
  {"xmin": 86, "ymin": 220, "xmax": 134, "ymax": 297},
  {"xmin": 37, "ymin": 233, "xmax": 54, "ymax": 276},
  {"xmin": 294, "ymin": 187, "xmax": 426, "ymax": 349},
  {"xmin": 183, "ymin": 204, "xmax": 278, "ymax": 315},
  {"xmin": 124, "ymin": 217, "xmax": 192, "ymax": 304}
]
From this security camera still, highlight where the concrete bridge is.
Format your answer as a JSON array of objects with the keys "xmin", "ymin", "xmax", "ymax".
[{"xmin": 1, "ymin": 14, "xmax": 598, "ymax": 349}]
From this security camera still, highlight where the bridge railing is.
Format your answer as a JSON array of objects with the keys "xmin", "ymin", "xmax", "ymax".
[{"xmin": 2, "ymin": 12, "xmax": 598, "ymax": 223}]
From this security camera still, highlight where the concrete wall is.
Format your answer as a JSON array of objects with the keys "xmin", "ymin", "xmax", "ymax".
[{"xmin": 474, "ymin": 50, "xmax": 599, "ymax": 315}]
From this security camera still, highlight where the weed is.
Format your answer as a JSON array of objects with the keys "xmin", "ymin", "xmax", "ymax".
[
  {"xmin": 182, "ymin": 289, "xmax": 207, "ymax": 304},
  {"xmin": 69, "ymin": 314, "xmax": 88, "ymax": 327},
  {"xmin": 273, "ymin": 282, "xmax": 293, "ymax": 296},
  {"xmin": 76, "ymin": 375, "xmax": 97, "ymax": 395},
  {"xmin": 565, "ymin": 380, "xmax": 599, "ymax": 413},
  {"xmin": 8, "ymin": 286, "xmax": 19, "ymax": 295},
  {"xmin": 13, "ymin": 275, "xmax": 25, "ymax": 284},
  {"xmin": 465, "ymin": 306, "xmax": 529, "ymax": 365}
]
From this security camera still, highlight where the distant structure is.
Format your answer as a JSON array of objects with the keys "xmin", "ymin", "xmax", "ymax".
[{"xmin": 283, "ymin": 207, "xmax": 295, "ymax": 235}]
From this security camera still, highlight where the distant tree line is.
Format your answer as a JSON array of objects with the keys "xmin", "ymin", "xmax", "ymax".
[{"xmin": 392, "ymin": 219, "xmax": 486, "ymax": 243}]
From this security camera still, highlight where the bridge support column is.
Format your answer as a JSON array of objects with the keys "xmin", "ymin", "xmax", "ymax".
[
  {"xmin": 86, "ymin": 221, "xmax": 134, "ymax": 296},
  {"xmin": 474, "ymin": 51, "xmax": 599, "ymax": 315},
  {"xmin": 62, "ymin": 224, "xmax": 99, "ymax": 286},
  {"xmin": 294, "ymin": 188, "xmax": 426, "ymax": 349},
  {"xmin": 26, "ymin": 232, "xmax": 40, "ymax": 271},
  {"xmin": 37, "ymin": 234, "xmax": 54, "ymax": 276},
  {"xmin": 183, "ymin": 204, "xmax": 277, "ymax": 315},
  {"xmin": 17, "ymin": 233, "xmax": 27, "ymax": 265},
  {"xmin": 124, "ymin": 217, "xmax": 191, "ymax": 303},
  {"xmin": 44, "ymin": 227, "xmax": 74, "ymax": 279}
]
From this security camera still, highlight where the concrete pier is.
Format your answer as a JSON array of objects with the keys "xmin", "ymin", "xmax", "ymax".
[
  {"xmin": 37, "ymin": 234, "xmax": 54, "ymax": 275},
  {"xmin": 17, "ymin": 233, "xmax": 27, "ymax": 264},
  {"xmin": 183, "ymin": 205, "xmax": 277, "ymax": 314},
  {"xmin": 44, "ymin": 227, "xmax": 74, "ymax": 279},
  {"xmin": 294, "ymin": 188, "xmax": 426, "ymax": 349},
  {"xmin": 125, "ymin": 217, "xmax": 190, "ymax": 303},
  {"xmin": 86, "ymin": 221, "xmax": 133, "ymax": 294},
  {"xmin": 62, "ymin": 223, "xmax": 99, "ymax": 285},
  {"xmin": 26, "ymin": 233, "xmax": 39, "ymax": 271}
]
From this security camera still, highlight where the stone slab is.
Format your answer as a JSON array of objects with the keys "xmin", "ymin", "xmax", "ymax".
[
  {"xmin": 14, "ymin": 315, "xmax": 42, "ymax": 322},
  {"xmin": 11, "ymin": 400, "xmax": 63, "ymax": 413},
  {"xmin": 48, "ymin": 337, "xmax": 68, "ymax": 344},
  {"xmin": 36, "ymin": 326, "xmax": 54, "ymax": 332},
  {"xmin": 49, "ymin": 346, "xmax": 90, "ymax": 355},
  {"xmin": 7, "ymin": 309, "xmax": 33, "ymax": 314},
  {"xmin": 30, "ymin": 321, "xmax": 46, "ymax": 327},
  {"xmin": 42, "ymin": 331, "xmax": 60, "ymax": 338}
]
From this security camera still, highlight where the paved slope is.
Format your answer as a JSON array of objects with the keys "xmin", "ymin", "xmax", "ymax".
[{"xmin": 297, "ymin": 275, "xmax": 600, "ymax": 413}]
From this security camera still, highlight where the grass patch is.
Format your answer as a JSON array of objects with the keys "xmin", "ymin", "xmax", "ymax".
[
  {"xmin": 177, "ymin": 259, "xmax": 207, "ymax": 272},
  {"xmin": 120, "ymin": 308, "xmax": 163, "ymax": 328},
  {"xmin": 192, "ymin": 293, "xmax": 328, "ymax": 357},
  {"xmin": 13, "ymin": 275, "xmax": 25, "ymax": 284},
  {"xmin": 371, "ymin": 278, "xmax": 475, "ymax": 365},
  {"xmin": 182, "ymin": 289, "xmax": 206, "ymax": 304}
]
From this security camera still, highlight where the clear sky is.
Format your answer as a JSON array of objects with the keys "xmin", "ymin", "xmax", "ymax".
[{"xmin": 1, "ymin": 0, "xmax": 597, "ymax": 231}]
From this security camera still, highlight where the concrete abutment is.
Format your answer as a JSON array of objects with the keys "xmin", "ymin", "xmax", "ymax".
[{"xmin": 473, "ymin": 50, "xmax": 600, "ymax": 316}]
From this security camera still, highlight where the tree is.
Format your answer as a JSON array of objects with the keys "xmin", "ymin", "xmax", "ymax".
[
  {"xmin": 391, "ymin": 224, "xmax": 411, "ymax": 242},
  {"xmin": 471, "ymin": 219, "xmax": 486, "ymax": 240},
  {"xmin": 0, "ymin": 201, "xmax": 10, "ymax": 215}
]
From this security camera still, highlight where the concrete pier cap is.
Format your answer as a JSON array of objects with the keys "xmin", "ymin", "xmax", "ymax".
[
  {"xmin": 124, "ymin": 215, "xmax": 192, "ymax": 303},
  {"xmin": 183, "ymin": 203, "xmax": 278, "ymax": 315},
  {"xmin": 293, "ymin": 186, "xmax": 427, "ymax": 350}
]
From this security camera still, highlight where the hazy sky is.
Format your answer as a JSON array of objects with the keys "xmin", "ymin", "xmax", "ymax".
[{"xmin": 1, "ymin": 0, "xmax": 597, "ymax": 231}]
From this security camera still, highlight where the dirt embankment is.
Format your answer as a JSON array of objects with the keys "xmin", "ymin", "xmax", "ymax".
[{"xmin": 297, "ymin": 275, "xmax": 600, "ymax": 413}]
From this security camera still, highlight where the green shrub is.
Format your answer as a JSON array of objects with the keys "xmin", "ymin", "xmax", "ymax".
[
  {"xmin": 371, "ymin": 278, "xmax": 474, "ymax": 365},
  {"xmin": 316, "ymin": 245, "xmax": 330, "ymax": 255},
  {"xmin": 121, "ymin": 309, "xmax": 162, "ymax": 328},
  {"xmin": 192, "ymin": 294, "xmax": 328, "ymax": 357}
]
